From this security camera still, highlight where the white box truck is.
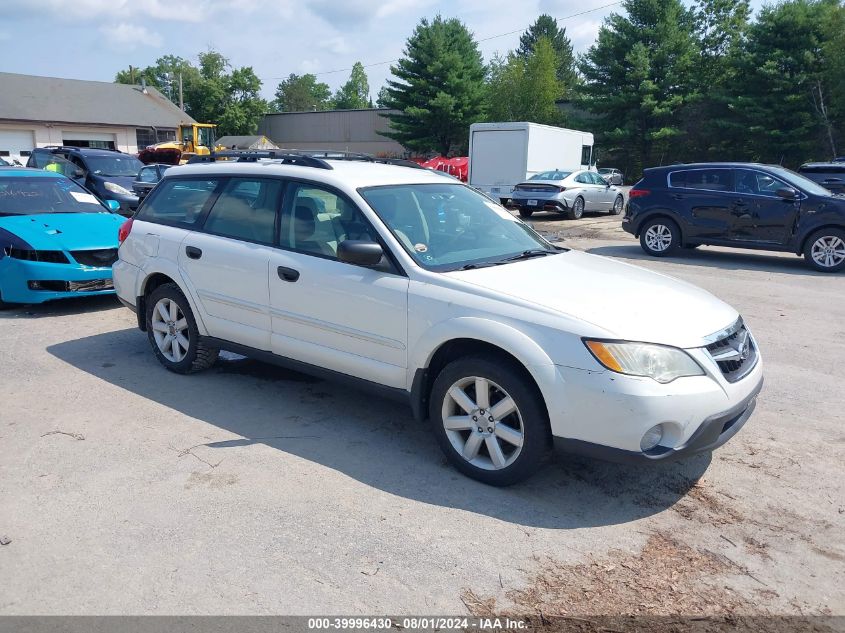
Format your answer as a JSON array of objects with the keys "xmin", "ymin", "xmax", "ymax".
[{"xmin": 468, "ymin": 122, "xmax": 595, "ymax": 203}]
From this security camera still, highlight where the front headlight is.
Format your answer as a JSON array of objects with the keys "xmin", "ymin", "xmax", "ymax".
[
  {"xmin": 584, "ymin": 340, "xmax": 704, "ymax": 383},
  {"xmin": 104, "ymin": 181, "xmax": 132, "ymax": 196}
]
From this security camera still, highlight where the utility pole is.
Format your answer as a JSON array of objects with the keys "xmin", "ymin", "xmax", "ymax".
[
  {"xmin": 179, "ymin": 73, "xmax": 184, "ymax": 111},
  {"xmin": 129, "ymin": 65, "xmax": 135, "ymax": 84}
]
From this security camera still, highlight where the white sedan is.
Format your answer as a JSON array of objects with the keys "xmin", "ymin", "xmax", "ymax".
[{"xmin": 511, "ymin": 169, "xmax": 625, "ymax": 220}]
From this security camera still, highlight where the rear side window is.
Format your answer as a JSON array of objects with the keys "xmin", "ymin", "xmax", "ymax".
[
  {"xmin": 202, "ymin": 178, "xmax": 282, "ymax": 245},
  {"xmin": 669, "ymin": 169, "xmax": 733, "ymax": 192},
  {"xmin": 138, "ymin": 178, "xmax": 219, "ymax": 226}
]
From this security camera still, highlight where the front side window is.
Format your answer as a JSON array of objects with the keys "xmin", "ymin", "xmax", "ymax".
[
  {"xmin": 0, "ymin": 176, "xmax": 109, "ymax": 216},
  {"xmin": 581, "ymin": 145, "xmax": 592, "ymax": 166},
  {"xmin": 202, "ymin": 178, "xmax": 281, "ymax": 244},
  {"xmin": 138, "ymin": 179, "xmax": 219, "ymax": 226},
  {"xmin": 361, "ymin": 184, "xmax": 556, "ymax": 271},
  {"xmin": 280, "ymin": 184, "xmax": 376, "ymax": 259},
  {"xmin": 84, "ymin": 155, "xmax": 144, "ymax": 177},
  {"xmin": 734, "ymin": 169, "xmax": 788, "ymax": 197},
  {"xmin": 669, "ymin": 169, "xmax": 734, "ymax": 192}
]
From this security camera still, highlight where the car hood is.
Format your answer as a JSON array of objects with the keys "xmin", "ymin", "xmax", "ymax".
[
  {"xmin": 0, "ymin": 213, "xmax": 124, "ymax": 251},
  {"xmin": 444, "ymin": 250, "xmax": 738, "ymax": 349}
]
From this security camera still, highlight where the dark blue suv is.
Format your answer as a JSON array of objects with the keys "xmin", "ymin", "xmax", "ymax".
[
  {"xmin": 623, "ymin": 162, "xmax": 845, "ymax": 272},
  {"xmin": 27, "ymin": 147, "xmax": 143, "ymax": 216}
]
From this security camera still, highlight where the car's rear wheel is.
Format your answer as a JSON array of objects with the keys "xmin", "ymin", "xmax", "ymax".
[
  {"xmin": 146, "ymin": 283, "xmax": 218, "ymax": 374},
  {"xmin": 640, "ymin": 218, "xmax": 680, "ymax": 257},
  {"xmin": 429, "ymin": 355, "xmax": 551, "ymax": 486},
  {"xmin": 610, "ymin": 195, "xmax": 624, "ymax": 215},
  {"xmin": 518, "ymin": 208, "xmax": 534, "ymax": 218},
  {"xmin": 0, "ymin": 290, "xmax": 13, "ymax": 310},
  {"xmin": 567, "ymin": 196, "xmax": 584, "ymax": 220},
  {"xmin": 804, "ymin": 228, "xmax": 845, "ymax": 272}
]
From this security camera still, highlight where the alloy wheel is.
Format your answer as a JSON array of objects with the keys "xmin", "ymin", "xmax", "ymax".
[
  {"xmin": 151, "ymin": 297, "xmax": 190, "ymax": 363},
  {"xmin": 441, "ymin": 376, "xmax": 525, "ymax": 471},
  {"xmin": 810, "ymin": 235, "xmax": 845, "ymax": 268},
  {"xmin": 614, "ymin": 196, "xmax": 623, "ymax": 213},
  {"xmin": 644, "ymin": 224, "xmax": 673, "ymax": 252},
  {"xmin": 573, "ymin": 197, "xmax": 584, "ymax": 217}
]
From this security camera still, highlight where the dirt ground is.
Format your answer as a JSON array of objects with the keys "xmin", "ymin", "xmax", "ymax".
[{"xmin": 0, "ymin": 210, "xmax": 843, "ymax": 620}]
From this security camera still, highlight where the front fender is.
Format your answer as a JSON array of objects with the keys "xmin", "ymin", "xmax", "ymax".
[{"xmin": 407, "ymin": 316, "xmax": 559, "ymax": 393}]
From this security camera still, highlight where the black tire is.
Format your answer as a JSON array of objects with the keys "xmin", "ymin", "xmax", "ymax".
[
  {"xmin": 567, "ymin": 196, "xmax": 584, "ymax": 220},
  {"xmin": 145, "ymin": 283, "xmax": 219, "ymax": 374},
  {"xmin": 429, "ymin": 355, "xmax": 552, "ymax": 486},
  {"xmin": 803, "ymin": 228, "xmax": 845, "ymax": 272},
  {"xmin": 518, "ymin": 208, "xmax": 534, "ymax": 218},
  {"xmin": 0, "ymin": 289, "xmax": 13, "ymax": 310},
  {"xmin": 610, "ymin": 194, "xmax": 624, "ymax": 215},
  {"xmin": 639, "ymin": 217, "xmax": 681, "ymax": 257}
]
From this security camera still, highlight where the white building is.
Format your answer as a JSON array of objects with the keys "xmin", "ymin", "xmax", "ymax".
[{"xmin": 0, "ymin": 72, "xmax": 196, "ymax": 163}]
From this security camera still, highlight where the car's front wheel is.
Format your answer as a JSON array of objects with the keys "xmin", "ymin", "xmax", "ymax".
[
  {"xmin": 610, "ymin": 195, "xmax": 624, "ymax": 215},
  {"xmin": 640, "ymin": 218, "xmax": 681, "ymax": 257},
  {"xmin": 429, "ymin": 355, "xmax": 551, "ymax": 486},
  {"xmin": 146, "ymin": 283, "xmax": 219, "ymax": 374},
  {"xmin": 804, "ymin": 228, "xmax": 845, "ymax": 272}
]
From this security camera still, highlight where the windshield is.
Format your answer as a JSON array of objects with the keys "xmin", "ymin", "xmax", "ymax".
[
  {"xmin": 530, "ymin": 171, "xmax": 570, "ymax": 181},
  {"xmin": 360, "ymin": 184, "xmax": 558, "ymax": 271},
  {"xmin": 768, "ymin": 165, "xmax": 836, "ymax": 197},
  {"xmin": 0, "ymin": 176, "xmax": 109, "ymax": 216},
  {"xmin": 86, "ymin": 155, "xmax": 143, "ymax": 177}
]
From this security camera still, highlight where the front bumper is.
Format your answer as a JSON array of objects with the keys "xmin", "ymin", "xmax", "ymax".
[
  {"xmin": 0, "ymin": 258, "xmax": 114, "ymax": 304},
  {"xmin": 540, "ymin": 345, "xmax": 764, "ymax": 463}
]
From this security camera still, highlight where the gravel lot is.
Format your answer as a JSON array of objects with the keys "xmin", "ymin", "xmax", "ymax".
[{"xmin": 1, "ymin": 209, "xmax": 843, "ymax": 617}]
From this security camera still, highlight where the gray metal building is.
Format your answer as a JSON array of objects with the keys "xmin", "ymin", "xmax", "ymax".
[{"xmin": 258, "ymin": 108, "xmax": 407, "ymax": 157}]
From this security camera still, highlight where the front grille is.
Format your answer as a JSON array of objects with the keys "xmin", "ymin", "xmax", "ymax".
[
  {"xmin": 705, "ymin": 319, "xmax": 757, "ymax": 383},
  {"xmin": 514, "ymin": 184, "xmax": 560, "ymax": 193},
  {"xmin": 70, "ymin": 248, "xmax": 118, "ymax": 267},
  {"xmin": 28, "ymin": 279, "xmax": 113, "ymax": 292}
]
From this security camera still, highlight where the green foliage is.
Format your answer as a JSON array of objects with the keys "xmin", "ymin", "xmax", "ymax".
[
  {"xmin": 487, "ymin": 38, "xmax": 563, "ymax": 125},
  {"xmin": 376, "ymin": 85, "xmax": 391, "ymax": 108},
  {"xmin": 516, "ymin": 14, "xmax": 577, "ymax": 90},
  {"xmin": 115, "ymin": 49, "xmax": 267, "ymax": 136},
  {"xmin": 579, "ymin": 0, "xmax": 697, "ymax": 176},
  {"xmin": 730, "ymin": 0, "xmax": 843, "ymax": 163},
  {"xmin": 333, "ymin": 62, "xmax": 370, "ymax": 110},
  {"xmin": 380, "ymin": 16, "xmax": 486, "ymax": 155},
  {"xmin": 272, "ymin": 73, "xmax": 333, "ymax": 112}
]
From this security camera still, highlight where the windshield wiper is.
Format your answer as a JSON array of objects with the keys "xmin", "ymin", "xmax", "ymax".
[
  {"xmin": 459, "ymin": 261, "xmax": 506, "ymax": 270},
  {"xmin": 503, "ymin": 249, "xmax": 556, "ymax": 262}
]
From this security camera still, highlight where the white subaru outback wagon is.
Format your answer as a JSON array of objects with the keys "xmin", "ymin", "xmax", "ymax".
[{"xmin": 114, "ymin": 153, "xmax": 763, "ymax": 485}]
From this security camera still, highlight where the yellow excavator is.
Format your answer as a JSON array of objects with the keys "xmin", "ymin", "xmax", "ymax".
[{"xmin": 138, "ymin": 123, "xmax": 224, "ymax": 165}]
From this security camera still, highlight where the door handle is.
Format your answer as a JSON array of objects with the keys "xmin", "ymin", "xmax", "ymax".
[
  {"xmin": 277, "ymin": 266, "xmax": 300, "ymax": 282},
  {"xmin": 671, "ymin": 194, "xmax": 685, "ymax": 200},
  {"xmin": 185, "ymin": 246, "xmax": 202, "ymax": 260}
]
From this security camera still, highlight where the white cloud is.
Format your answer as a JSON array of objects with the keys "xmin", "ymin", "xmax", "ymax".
[
  {"xmin": 4, "ymin": 0, "xmax": 221, "ymax": 23},
  {"xmin": 100, "ymin": 23, "xmax": 164, "ymax": 50}
]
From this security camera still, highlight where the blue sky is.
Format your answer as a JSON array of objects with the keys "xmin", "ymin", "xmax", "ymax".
[{"xmin": 0, "ymin": 0, "xmax": 762, "ymax": 102}]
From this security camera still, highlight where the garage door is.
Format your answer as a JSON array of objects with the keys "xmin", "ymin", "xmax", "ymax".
[
  {"xmin": 0, "ymin": 129, "xmax": 35, "ymax": 164},
  {"xmin": 62, "ymin": 131, "xmax": 116, "ymax": 149}
]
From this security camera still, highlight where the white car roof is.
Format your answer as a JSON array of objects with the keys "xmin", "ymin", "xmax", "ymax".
[{"xmin": 166, "ymin": 159, "xmax": 458, "ymax": 190}]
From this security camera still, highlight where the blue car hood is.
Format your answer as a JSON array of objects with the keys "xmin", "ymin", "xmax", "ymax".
[{"xmin": 0, "ymin": 213, "xmax": 124, "ymax": 251}]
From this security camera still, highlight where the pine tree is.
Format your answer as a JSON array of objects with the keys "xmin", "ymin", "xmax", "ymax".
[
  {"xmin": 333, "ymin": 62, "xmax": 370, "ymax": 110},
  {"xmin": 516, "ymin": 14, "xmax": 577, "ymax": 90},
  {"xmin": 579, "ymin": 0, "xmax": 697, "ymax": 176},
  {"xmin": 380, "ymin": 16, "xmax": 486, "ymax": 155}
]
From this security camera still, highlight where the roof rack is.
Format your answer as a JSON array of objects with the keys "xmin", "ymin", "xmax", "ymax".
[
  {"xmin": 291, "ymin": 150, "xmax": 425, "ymax": 169},
  {"xmin": 186, "ymin": 150, "xmax": 333, "ymax": 169}
]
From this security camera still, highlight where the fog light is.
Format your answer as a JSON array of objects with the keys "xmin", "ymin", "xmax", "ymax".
[{"xmin": 640, "ymin": 425, "xmax": 664, "ymax": 452}]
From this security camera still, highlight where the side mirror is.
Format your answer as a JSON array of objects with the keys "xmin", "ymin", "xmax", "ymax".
[
  {"xmin": 776, "ymin": 187, "xmax": 798, "ymax": 200},
  {"xmin": 105, "ymin": 200, "xmax": 121, "ymax": 212},
  {"xmin": 337, "ymin": 240, "xmax": 384, "ymax": 267},
  {"xmin": 73, "ymin": 168, "xmax": 84, "ymax": 179}
]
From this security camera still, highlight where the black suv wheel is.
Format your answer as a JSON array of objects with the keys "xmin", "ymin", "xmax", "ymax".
[{"xmin": 640, "ymin": 218, "xmax": 680, "ymax": 256}]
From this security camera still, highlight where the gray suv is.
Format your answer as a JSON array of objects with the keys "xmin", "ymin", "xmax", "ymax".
[{"xmin": 798, "ymin": 162, "xmax": 845, "ymax": 195}]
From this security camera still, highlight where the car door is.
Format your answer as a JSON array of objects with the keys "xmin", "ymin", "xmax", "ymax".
[
  {"xmin": 572, "ymin": 172, "xmax": 596, "ymax": 208},
  {"xmin": 667, "ymin": 168, "xmax": 736, "ymax": 241},
  {"xmin": 589, "ymin": 171, "xmax": 615, "ymax": 209},
  {"xmin": 732, "ymin": 169, "xmax": 799, "ymax": 244},
  {"xmin": 177, "ymin": 177, "xmax": 283, "ymax": 351},
  {"xmin": 268, "ymin": 181, "xmax": 409, "ymax": 389}
]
